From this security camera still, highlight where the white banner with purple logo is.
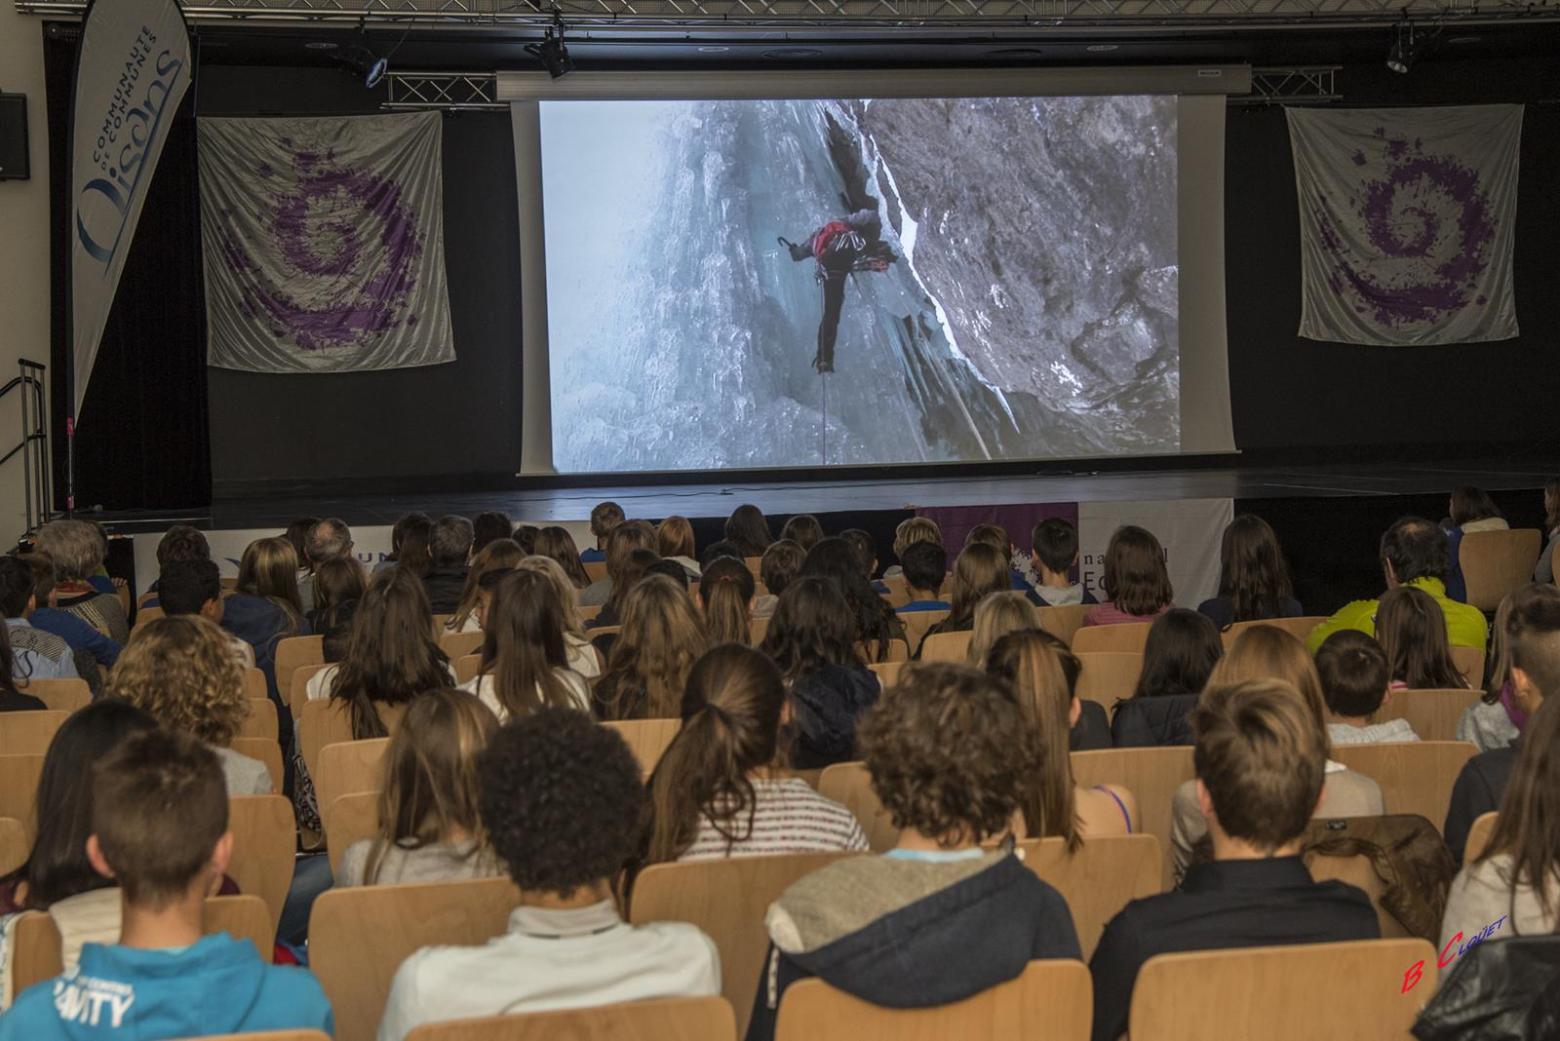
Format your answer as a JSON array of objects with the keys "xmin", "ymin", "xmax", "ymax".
[
  {"xmin": 1287, "ymin": 105, "xmax": 1522, "ymax": 346},
  {"xmin": 199, "ymin": 111, "xmax": 455, "ymax": 372}
]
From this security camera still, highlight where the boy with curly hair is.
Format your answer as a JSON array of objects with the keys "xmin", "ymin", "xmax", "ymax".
[
  {"xmin": 376, "ymin": 708, "xmax": 720, "ymax": 1041},
  {"xmin": 746, "ymin": 663, "xmax": 1081, "ymax": 1041}
]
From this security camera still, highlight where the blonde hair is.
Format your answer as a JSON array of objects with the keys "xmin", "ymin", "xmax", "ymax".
[
  {"xmin": 516, "ymin": 555, "xmax": 585, "ymax": 637},
  {"xmin": 967, "ymin": 592, "xmax": 1039, "ymax": 665},
  {"xmin": 237, "ymin": 537, "xmax": 304, "ymax": 626},
  {"xmin": 985, "ymin": 631, "xmax": 1081, "ymax": 850},
  {"xmin": 106, "ymin": 616, "xmax": 249, "ymax": 746},
  {"xmin": 596, "ymin": 575, "xmax": 709, "ymax": 720},
  {"xmin": 36, "ymin": 520, "xmax": 105, "ymax": 581},
  {"xmin": 657, "ymin": 516, "xmax": 696, "ymax": 560},
  {"xmin": 892, "ymin": 517, "xmax": 943, "ymax": 561},
  {"xmin": 1206, "ymin": 625, "xmax": 1328, "ymax": 729}
]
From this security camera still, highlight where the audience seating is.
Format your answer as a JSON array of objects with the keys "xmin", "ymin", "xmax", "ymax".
[
  {"xmin": 453, "ymin": 652, "xmax": 482, "ymax": 684},
  {"xmin": 603, "ymin": 718, "xmax": 682, "ymax": 779},
  {"xmin": 289, "ymin": 662, "xmax": 334, "ymax": 718},
  {"xmin": 1375, "ymin": 688, "xmax": 1483, "ymax": 742},
  {"xmin": 775, "ymin": 959, "xmax": 1091, "ymax": 1041},
  {"xmin": 579, "ymin": 602, "xmax": 603, "ymax": 623},
  {"xmin": 919, "ymin": 630, "xmax": 972, "ymax": 663},
  {"xmin": 1071, "ymin": 622, "xmax": 1152, "ymax": 655},
  {"xmin": 317, "ymin": 737, "xmax": 391, "ymax": 811},
  {"xmin": 1015, "ymin": 835, "xmax": 1161, "ymax": 959},
  {"xmin": 227, "ymin": 794, "xmax": 297, "ymax": 930},
  {"xmin": 311, "ymin": 876, "xmax": 521, "ymax": 1041},
  {"xmin": 1330, "ymin": 741, "xmax": 1477, "ymax": 830},
  {"xmin": 868, "ymin": 661, "xmax": 905, "ymax": 689},
  {"xmin": 1127, "ymin": 938, "xmax": 1436, "ymax": 1041},
  {"xmin": 866, "ymin": 638, "xmax": 911, "ymax": 663},
  {"xmin": 439, "ymin": 630, "xmax": 484, "ymax": 660},
  {"xmin": 882, "ymin": 572, "xmax": 911, "ymax": 608},
  {"xmin": 0, "ymin": 815, "xmax": 26, "ymax": 876},
  {"xmin": 897, "ymin": 610, "xmax": 951, "ymax": 656},
  {"xmin": 1075, "ymin": 652, "xmax": 1143, "ymax": 709},
  {"xmin": 276, "ymin": 635, "xmax": 325, "ymax": 707},
  {"xmin": 0, "ymin": 710, "xmax": 68, "ymax": 756},
  {"xmin": 0, "ymin": 754, "xmax": 43, "ymax": 838},
  {"xmin": 631, "ymin": 851, "xmax": 861, "ymax": 1038},
  {"xmin": 583, "ymin": 560, "xmax": 608, "ymax": 583},
  {"xmin": 1036, "ymin": 604, "xmax": 1090, "ymax": 647},
  {"xmin": 10, "ymin": 894, "xmax": 277, "ymax": 996},
  {"xmin": 1221, "ymin": 616, "xmax": 1329, "ymax": 647},
  {"xmin": 232, "ymin": 737, "xmax": 285, "ymax": 791},
  {"xmin": 1460, "ymin": 529, "xmax": 1542, "ymax": 612},
  {"xmin": 133, "ymin": 604, "xmax": 165, "ymax": 628},
  {"xmin": 817, "ymin": 761, "xmax": 899, "ymax": 851},
  {"xmin": 593, "ymin": 625, "xmax": 624, "ymax": 640},
  {"xmin": 299, "ymin": 699, "xmax": 408, "ymax": 782},
  {"xmin": 1069, "ymin": 747, "xmax": 1195, "ymax": 886},
  {"xmin": 241, "ymin": 697, "xmax": 280, "ymax": 741},
  {"xmin": 1449, "ymin": 646, "xmax": 1485, "ymax": 689},
  {"xmin": 1463, "ymin": 811, "xmax": 1498, "ymax": 863},
  {"xmin": 243, "ymin": 667, "xmax": 268, "ymax": 702},
  {"xmin": 16, "ymin": 677, "xmax": 90, "ymax": 713},
  {"xmin": 323, "ymin": 791, "xmax": 380, "ymax": 877},
  {"xmin": 402, "ymin": 997, "xmax": 738, "ymax": 1041},
  {"xmin": 432, "ymin": 614, "xmax": 455, "ymax": 634}
]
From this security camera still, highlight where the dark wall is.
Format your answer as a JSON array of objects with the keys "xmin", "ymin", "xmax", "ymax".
[
  {"xmin": 199, "ymin": 68, "xmax": 523, "ymax": 497},
  {"xmin": 1226, "ymin": 58, "xmax": 1560, "ymax": 459}
]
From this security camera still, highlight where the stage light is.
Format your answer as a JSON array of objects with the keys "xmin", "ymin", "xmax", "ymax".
[
  {"xmin": 527, "ymin": 12, "xmax": 575, "ymax": 79},
  {"xmin": 1387, "ymin": 23, "xmax": 1415, "ymax": 74}
]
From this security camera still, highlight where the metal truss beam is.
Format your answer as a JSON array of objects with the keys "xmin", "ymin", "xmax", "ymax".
[
  {"xmin": 385, "ymin": 71, "xmax": 504, "ymax": 108},
  {"xmin": 1231, "ymin": 65, "xmax": 1340, "ymax": 104}
]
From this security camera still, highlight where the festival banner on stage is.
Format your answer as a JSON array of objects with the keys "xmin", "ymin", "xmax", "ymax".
[
  {"xmin": 199, "ymin": 111, "xmax": 455, "ymax": 373},
  {"xmin": 1287, "ymin": 105, "xmax": 1522, "ymax": 347},
  {"xmin": 71, "ymin": 0, "xmax": 192, "ymax": 416}
]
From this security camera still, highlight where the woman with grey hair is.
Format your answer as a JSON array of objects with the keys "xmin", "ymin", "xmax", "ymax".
[{"xmin": 35, "ymin": 520, "xmax": 128, "ymax": 642}]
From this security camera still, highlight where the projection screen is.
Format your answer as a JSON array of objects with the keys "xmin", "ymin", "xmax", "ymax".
[{"xmin": 504, "ymin": 67, "xmax": 1241, "ymax": 475}]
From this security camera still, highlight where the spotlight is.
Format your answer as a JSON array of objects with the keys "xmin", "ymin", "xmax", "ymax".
[
  {"xmin": 365, "ymin": 55, "xmax": 389, "ymax": 88},
  {"xmin": 527, "ymin": 12, "xmax": 575, "ymax": 79},
  {"xmin": 1387, "ymin": 22, "xmax": 1415, "ymax": 74}
]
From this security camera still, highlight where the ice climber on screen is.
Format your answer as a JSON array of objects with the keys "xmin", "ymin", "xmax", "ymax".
[{"xmin": 781, "ymin": 209, "xmax": 897, "ymax": 374}]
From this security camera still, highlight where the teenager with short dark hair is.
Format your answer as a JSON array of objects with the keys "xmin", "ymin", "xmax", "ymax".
[
  {"xmin": 642, "ymin": 645, "xmax": 866, "ymax": 866},
  {"xmin": 582, "ymin": 501, "xmax": 626, "ymax": 564},
  {"xmin": 422, "ymin": 516, "xmax": 475, "ymax": 614},
  {"xmin": 754, "ymin": 539, "xmax": 805, "ymax": 619},
  {"xmin": 1111, "ymin": 608, "xmax": 1222, "ymax": 748},
  {"xmin": 697, "ymin": 556, "xmax": 756, "ymax": 646},
  {"xmin": 747, "ymin": 663, "xmax": 1080, "ymax": 1041},
  {"xmin": 0, "ymin": 729, "xmax": 334, "ymax": 1039},
  {"xmin": 1197, "ymin": 515, "xmax": 1302, "ymax": 627},
  {"xmin": 801, "ymin": 537, "xmax": 905, "ymax": 661},
  {"xmin": 1316, "ymin": 630, "xmax": 1418, "ymax": 745},
  {"xmin": 471, "ymin": 512, "xmax": 514, "ymax": 555},
  {"xmin": 462, "ymin": 570, "xmax": 590, "ymax": 722},
  {"xmin": 1029, "ymin": 517, "xmax": 1096, "ymax": 608},
  {"xmin": 594, "ymin": 576, "xmax": 708, "ymax": 721},
  {"xmin": 0, "ymin": 555, "xmax": 79, "ymax": 683},
  {"xmin": 376, "ymin": 709, "xmax": 719, "ymax": 1041},
  {"xmin": 159, "ymin": 559, "xmax": 256, "ymax": 670},
  {"xmin": 780, "ymin": 514, "xmax": 824, "ymax": 552},
  {"xmin": 1375, "ymin": 585, "xmax": 1468, "ymax": 691},
  {"xmin": 1083, "ymin": 525, "xmax": 1173, "ymax": 627},
  {"xmin": 896, "ymin": 541, "xmax": 949, "ymax": 612},
  {"xmin": 1089, "ymin": 680, "xmax": 1379, "ymax": 1041}
]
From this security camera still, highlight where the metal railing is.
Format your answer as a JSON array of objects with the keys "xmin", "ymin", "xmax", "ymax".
[{"xmin": 0, "ymin": 360, "xmax": 53, "ymax": 535}]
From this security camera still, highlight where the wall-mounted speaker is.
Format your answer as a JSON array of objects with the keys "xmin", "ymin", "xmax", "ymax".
[{"xmin": 0, "ymin": 94, "xmax": 30, "ymax": 182}]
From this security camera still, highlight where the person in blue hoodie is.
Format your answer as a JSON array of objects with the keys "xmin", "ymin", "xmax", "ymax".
[{"xmin": 0, "ymin": 728, "xmax": 333, "ymax": 1040}]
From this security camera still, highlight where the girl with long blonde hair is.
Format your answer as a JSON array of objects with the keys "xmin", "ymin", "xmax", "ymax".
[
  {"xmin": 966, "ymin": 591, "xmax": 1040, "ymax": 665},
  {"xmin": 593, "ymin": 575, "xmax": 708, "ymax": 720}
]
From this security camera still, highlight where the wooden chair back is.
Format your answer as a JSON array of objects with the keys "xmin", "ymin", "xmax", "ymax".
[
  {"xmin": 603, "ymin": 718, "xmax": 683, "ymax": 779},
  {"xmin": 1072, "ymin": 622, "xmax": 1152, "ymax": 655},
  {"xmin": 1450, "ymin": 645, "xmax": 1486, "ymax": 689},
  {"xmin": 868, "ymin": 661, "xmax": 905, "ymax": 690},
  {"xmin": 749, "ymin": 614, "xmax": 771, "ymax": 647},
  {"xmin": 919, "ymin": 630, "xmax": 971, "ymax": 663},
  {"xmin": 1075, "ymin": 652, "xmax": 1143, "ymax": 710},
  {"xmin": 862, "ymin": 637, "xmax": 911, "ymax": 663},
  {"xmin": 1376, "ymin": 688, "xmax": 1483, "ymax": 742},
  {"xmin": 1464, "ymin": 811, "xmax": 1499, "ymax": 863},
  {"xmin": 323, "ymin": 791, "xmax": 381, "ymax": 877},
  {"xmin": 0, "ymin": 815, "xmax": 27, "ymax": 876},
  {"xmin": 453, "ymin": 652, "xmax": 482, "ymax": 684},
  {"xmin": 1037, "ymin": 604, "xmax": 1090, "ymax": 647},
  {"xmin": 817, "ymin": 761, "xmax": 899, "ymax": 851},
  {"xmin": 404, "ymin": 997, "xmax": 738, "ymax": 1041},
  {"xmin": 0, "ymin": 710, "xmax": 68, "ymax": 756},
  {"xmin": 897, "ymin": 610, "xmax": 950, "ymax": 656},
  {"xmin": 1127, "ymin": 938, "xmax": 1436, "ymax": 1041},
  {"xmin": 0, "ymin": 754, "xmax": 43, "ymax": 839},
  {"xmin": 299, "ymin": 698, "xmax": 407, "ymax": 782},
  {"xmin": 310, "ymin": 877, "xmax": 521, "ymax": 1041},
  {"xmin": 583, "ymin": 560, "xmax": 608, "ymax": 583},
  {"xmin": 243, "ymin": 667, "xmax": 268, "ymax": 701},
  {"xmin": 17, "ymin": 677, "xmax": 90, "ymax": 713},
  {"xmin": 241, "ymin": 697, "xmax": 280, "ymax": 741},
  {"xmin": 631, "ymin": 851, "xmax": 861, "ymax": 1039},
  {"xmin": 288, "ymin": 663, "xmax": 335, "ymax": 719},
  {"xmin": 133, "ymin": 604, "xmax": 165, "ymax": 628},
  {"xmin": 231, "ymin": 737, "xmax": 284, "ymax": 792},
  {"xmin": 227, "ymin": 794, "xmax": 297, "ymax": 930},
  {"xmin": 882, "ymin": 572, "xmax": 911, "ymax": 608},
  {"xmin": 1016, "ymin": 835, "xmax": 1161, "ymax": 959},
  {"xmin": 432, "ymin": 614, "xmax": 456, "ymax": 635},
  {"xmin": 275, "ymin": 635, "xmax": 325, "ymax": 707},
  {"xmin": 1069, "ymin": 747, "xmax": 1195, "ymax": 886},
  {"xmin": 578, "ymin": 602, "xmax": 603, "ymax": 624},
  {"xmin": 1221, "ymin": 616, "xmax": 1329, "ymax": 648},
  {"xmin": 592, "ymin": 625, "xmax": 623, "ymax": 640},
  {"xmin": 439, "ymin": 630, "xmax": 484, "ymax": 660},
  {"xmin": 316, "ymin": 737, "xmax": 391, "ymax": 811},
  {"xmin": 776, "ymin": 959, "xmax": 1091, "ymax": 1041},
  {"xmin": 1460, "ymin": 529, "xmax": 1542, "ymax": 612},
  {"xmin": 1330, "ymin": 741, "xmax": 1478, "ymax": 830}
]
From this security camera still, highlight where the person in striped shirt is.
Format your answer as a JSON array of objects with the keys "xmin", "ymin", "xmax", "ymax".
[{"xmin": 641, "ymin": 644, "xmax": 868, "ymax": 865}]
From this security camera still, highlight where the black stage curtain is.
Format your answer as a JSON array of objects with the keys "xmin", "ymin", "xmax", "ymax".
[{"xmin": 45, "ymin": 27, "xmax": 211, "ymax": 513}]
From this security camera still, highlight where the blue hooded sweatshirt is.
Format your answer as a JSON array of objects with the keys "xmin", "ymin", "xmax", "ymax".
[{"xmin": 0, "ymin": 933, "xmax": 333, "ymax": 1040}]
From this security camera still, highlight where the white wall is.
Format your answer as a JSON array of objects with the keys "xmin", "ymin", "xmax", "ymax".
[{"xmin": 0, "ymin": 7, "xmax": 51, "ymax": 540}]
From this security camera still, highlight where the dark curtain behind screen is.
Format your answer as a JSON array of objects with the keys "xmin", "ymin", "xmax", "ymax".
[{"xmin": 45, "ymin": 26, "xmax": 212, "ymax": 512}]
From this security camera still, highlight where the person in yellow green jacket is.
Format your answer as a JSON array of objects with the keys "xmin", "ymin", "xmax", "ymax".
[{"xmin": 1306, "ymin": 517, "xmax": 1488, "ymax": 654}]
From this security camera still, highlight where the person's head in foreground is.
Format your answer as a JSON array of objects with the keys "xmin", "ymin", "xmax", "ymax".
[
  {"xmin": 105, "ymin": 616, "xmax": 249, "ymax": 752},
  {"xmin": 331, "ymin": 567, "xmax": 449, "ymax": 740},
  {"xmin": 747, "ymin": 662, "xmax": 1080, "ymax": 1041},
  {"xmin": 1379, "ymin": 516, "xmax": 1448, "ymax": 589},
  {"xmin": 656, "ymin": 515, "xmax": 697, "ymax": 561},
  {"xmin": 697, "ymin": 555, "xmax": 756, "ymax": 646},
  {"xmin": 1, "ymin": 728, "xmax": 333, "ymax": 1040},
  {"xmin": 477, "ymin": 569, "xmax": 584, "ymax": 720},
  {"xmin": 374, "ymin": 708, "xmax": 718, "ymax": 1041}
]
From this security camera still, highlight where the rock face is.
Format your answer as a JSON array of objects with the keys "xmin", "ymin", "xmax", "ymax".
[{"xmin": 543, "ymin": 96, "xmax": 1180, "ymax": 473}]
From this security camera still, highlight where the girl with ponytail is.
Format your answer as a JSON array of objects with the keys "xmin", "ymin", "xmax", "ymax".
[
  {"xmin": 697, "ymin": 556, "xmax": 756, "ymax": 646},
  {"xmin": 642, "ymin": 644, "xmax": 867, "ymax": 866}
]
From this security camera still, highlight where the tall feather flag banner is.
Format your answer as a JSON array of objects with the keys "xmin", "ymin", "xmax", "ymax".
[
  {"xmin": 71, "ymin": 0, "xmax": 193, "ymax": 417},
  {"xmin": 199, "ymin": 111, "xmax": 455, "ymax": 373},
  {"xmin": 1287, "ymin": 105, "xmax": 1522, "ymax": 346}
]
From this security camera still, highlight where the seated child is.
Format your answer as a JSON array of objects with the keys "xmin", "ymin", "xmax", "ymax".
[
  {"xmin": 1316, "ymin": 630, "xmax": 1419, "ymax": 745},
  {"xmin": 896, "ymin": 541, "xmax": 950, "ymax": 612},
  {"xmin": 1029, "ymin": 518, "xmax": 1097, "ymax": 608}
]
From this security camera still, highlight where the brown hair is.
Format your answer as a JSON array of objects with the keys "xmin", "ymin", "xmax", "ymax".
[
  {"xmin": 477, "ymin": 570, "xmax": 582, "ymax": 719},
  {"xmin": 698, "ymin": 555, "xmax": 755, "ymax": 646},
  {"xmin": 1376, "ymin": 586, "xmax": 1467, "ymax": 690},
  {"xmin": 1478, "ymin": 695, "xmax": 1560, "ymax": 924},
  {"xmin": 892, "ymin": 516, "xmax": 942, "ymax": 561},
  {"xmin": 1193, "ymin": 680, "xmax": 1328, "ymax": 851},
  {"xmin": 363, "ymin": 689, "xmax": 498, "ymax": 884},
  {"xmin": 759, "ymin": 539, "xmax": 805, "ymax": 598},
  {"xmin": 311, "ymin": 556, "xmax": 366, "ymax": 618},
  {"xmin": 237, "ymin": 536, "xmax": 304, "ymax": 628},
  {"xmin": 1545, "ymin": 480, "xmax": 1560, "ymax": 537},
  {"xmin": 106, "ymin": 616, "xmax": 249, "ymax": 746},
  {"xmin": 605, "ymin": 547, "xmax": 660, "ymax": 619},
  {"xmin": 758, "ymin": 576, "xmax": 863, "ymax": 681},
  {"xmin": 516, "ymin": 554, "xmax": 586, "ymax": 638},
  {"xmin": 596, "ymin": 575, "xmax": 708, "ymax": 720},
  {"xmin": 388, "ymin": 513, "xmax": 432, "ymax": 579},
  {"xmin": 1133, "ymin": 608, "xmax": 1223, "ymax": 700},
  {"xmin": 1450, "ymin": 486, "xmax": 1504, "ymax": 528},
  {"xmin": 605, "ymin": 521, "xmax": 658, "ymax": 590},
  {"xmin": 331, "ymin": 567, "xmax": 450, "ymax": 739},
  {"xmin": 590, "ymin": 501, "xmax": 625, "ymax": 542},
  {"xmin": 1215, "ymin": 515, "xmax": 1294, "ymax": 623},
  {"xmin": 859, "ymin": 662, "xmax": 1038, "ymax": 846},
  {"xmin": 91, "ymin": 729, "xmax": 228, "ymax": 908},
  {"xmin": 964, "ymin": 523, "xmax": 1010, "ymax": 554},
  {"xmin": 657, "ymin": 516, "xmax": 696, "ymax": 560},
  {"xmin": 1206, "ymin": 625, "xmax": 1328, "ymax": 730},
  {"xmin": 1486, "ymin": 585, "xmax": 1560, "ymax": 705},
  {"xmin": 984, "ymin": 631, "xmax": 1080, "ymax": 851},
  {"xmin": 780, "ymin": 515, "xmax": 824, "ymax": 552},
  {"xmin": 534, "ymin": 526, "xmax": 592, "ymax": 588},
  {"xmin": 944, "ymin": 542, "xmax": 1011, "ymax": 630},
  {"xmin": 1101, "ymin": 525, "xmax": 1173, "ymax": 617},
  {"xmin": 449, "ymin": 538, "xmax": 526, "ymax": 632},
  {"xmin": 724, "ymin": 504, "xmax": 773, "ymax": 558},
  {"xmin": 643, "ymin": 645, "xmax": 788, "ymax": 865},
  {"xmin": 967, "ymin": 591, "xmax": 1040, "ymax": 666}
]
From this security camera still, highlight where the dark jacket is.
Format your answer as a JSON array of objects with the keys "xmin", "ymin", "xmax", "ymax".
[
  {"xmin": 789, "ymin": 664, "xmax": 881, "ymax": 769},
  {"xmin": 1195, "ymin": 595, "xmax": 1305, "ymax": 630},
  {"xmin": 0, "ymin": 688, "xmax": 47, "ymax": 713},
  {"xmin": 1111, "ymin": 693, "xmax": 1199, "ymax": 748},
  {"xmin": 1071, "ymin": 700, "xmax": 1112, "ymax": 750},
  {"xmin": 421, "ymin": 566, "xmax": 469, "ymax": 615},
  {"xmin": 746, "ymin": 852, "xmax": 1080, "ymax": 1041},
  {"xmin": 1444, "ymin": 743, "xmax": 1518, "ymax": 862}
]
